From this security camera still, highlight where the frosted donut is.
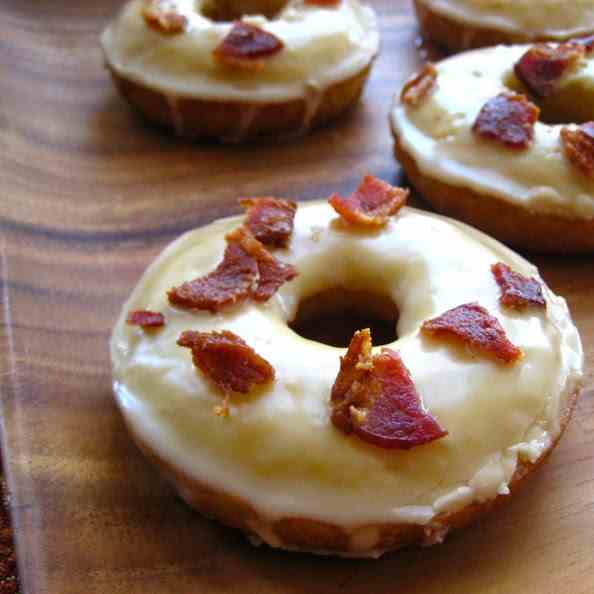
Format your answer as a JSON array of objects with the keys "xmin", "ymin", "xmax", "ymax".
[
  {"xmin": 413, "ymin": 0, "xmax": 594, "ymax": 52},
  {"xmin": 101, "ymin": 0, "xmax": 379, "ymax": 141},
  {"xmin": 391, "ymin": 42, "xmax": 594, "ymax": 253},
  {"xmin": 111, "ymin": 183, "xmax": 583, "ymax": 557}
]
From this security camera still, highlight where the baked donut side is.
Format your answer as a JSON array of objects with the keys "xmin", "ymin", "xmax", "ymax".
[
  {"xmin": 393, "ymin": 137, "xmax": 594, "ymax": 254},
  {"xmin": 108, "ymin": 63, "xmax": 371, "ymax": 141},
  {"xmin": 120, "ymin": 385, "xmax": 580, "ymax": 557},
  {"xmin": 413, "ymin": 0, "xmax": 594, "ymax": 52}
]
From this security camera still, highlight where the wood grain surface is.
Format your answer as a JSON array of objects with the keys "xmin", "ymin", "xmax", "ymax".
[{"xmin": 1, "ymin": 1, "xmax": 593, "ymax": 593}]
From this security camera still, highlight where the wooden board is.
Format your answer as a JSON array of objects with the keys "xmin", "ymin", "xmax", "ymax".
[{"xmin": 1, "ymin": 1, "xmax": 593, "ymax": 592}]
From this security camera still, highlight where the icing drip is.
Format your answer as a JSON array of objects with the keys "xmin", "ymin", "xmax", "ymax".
[
  {"xmin": 301, "ymin": 82, "xmax": 324, "ymax": 134},
  {"xmin": 166, "ymin": 94, "xmax": 185, "ymax": 135},
  {"xmin": 222, "ymin": 104, "xmax": 259, "ymax": 143}
]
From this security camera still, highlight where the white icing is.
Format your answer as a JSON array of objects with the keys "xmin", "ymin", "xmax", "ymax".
[
  {"xmin": 101, "ymin": 0, "xmax": 379, "ymax": 102},
  {"xmin": 391, "ymin": 45, "xmax": 594, "ymax": 220},
  {"xmin": 419, "ymin": 0, "xmax": 594, "ymax": 39},
  {"xmin": 110, "ymin": 203, "xmax": 583, "ymax": 529},
  {"xmin": 433, "ymin": 486, "xmax": 473, "ymax": 514}
]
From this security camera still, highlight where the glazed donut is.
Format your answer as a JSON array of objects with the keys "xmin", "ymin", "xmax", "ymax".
[
  {"xmin": 413, "ymin": 0, "xmax": 594, "ymax": 52},
  {"xmin": 391, "ymin": 42, "xmax": 594, "ymax": 253},
  {"xmin": 101, "ymin": 0, "xmax": 379, "ymax": 141},
  {"xmin": 111, "ymin": 178, "xmax": 583, "ymax": 557}
]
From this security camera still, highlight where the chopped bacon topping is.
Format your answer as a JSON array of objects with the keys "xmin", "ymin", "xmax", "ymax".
[
  {"xmin": 401, "ymin": 63, "xmax": 438, "ymax": 108},
  {"xmin": 240, "ymin": 197, "xmax": 297, "ymax": 247},
  {"xmin": 421, "ymin": 303, "xmax": 522, "ymax": 364},
  {"xmin": 252, "ymin": 252, "xmax": 297, "ymax": 301},
  {"xmin": 571, "ymin": 35, "xmax": 594, "ymax": 53},
  {"xmin": 226, "ymin": 227, "xmax": 298, "ymax": 302},
  {"xmin": 213, "ymin": 21, "xmax": 284, "ymax": 70},
  {"xmin": 491, "ymin": 263, "xmax": 546, "ymax": 310},
  {"xmin": 473, "ymin": 93, "xmax": 539, "ymax": 149},
  {"xmin": 126, "ymin": 309, "xmax": 165, "ymax": 328},
  {"xmin": 168, "ymin": 241, "xmax": 257, "ymax": 313},
  {"xmin": 178, "ymin": 330, "xmax": 274, "ymax": 398},
  {"xmin": 330, "ymin": 329, "xmax": 447, "ymax": 449},
  {"xmin": 561, "ymin": 122, "xmax": 594, "ymax": 177},
  {"xmin": 304, "ymin": 0, "xmax": 340, "ymax": 5},
  {"xmin": 168, "ymin": 227, "xmax": 296, "ymax": 312},
  {"xmin": 514, "ymin": 43, "xmax": 585, "ymax": 98},
  {"xmin": 328, "ymin": 176, "xmax": 409, "ymax": 227},
  {"xmin": 143, "ymin": 0, "xmax": 187, "ymax": 34}
]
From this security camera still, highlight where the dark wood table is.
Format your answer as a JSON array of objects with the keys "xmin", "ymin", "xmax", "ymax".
[{"xmin": 1, "ymin": 1, "xmax": 593, "ymax": 593}]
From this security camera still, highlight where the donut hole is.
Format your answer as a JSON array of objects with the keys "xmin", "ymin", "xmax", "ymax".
[
  {"xmin": 504, "ymin": 72, "xmax": 592, "ymax": 124},
  {"xmin": 288, "ymin": 288, "xmax": 399, "ymax": 348},
  {"xmin": 200, "ymin": 0, "xmax": 288, "ymax": 21}
]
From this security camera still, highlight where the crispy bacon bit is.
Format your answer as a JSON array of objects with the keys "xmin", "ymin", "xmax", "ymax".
[
  {"xmin": 225, "ymin": 227, "xmax": 298, "ymax": 301},
  {"xmin": 178, "ymin": 330, "xmax": 274, "ymax": 399},
  {"xmin": 252, "ymin": 253, "xmax": 297, "ymax": 301},
  {"xmin": 213, "ymin": 21, "xmax": 284, "ymax": 70},
  {"xmin": 168, "ymin": 226, "xmax": 296, "ymax": 313},
  {"xmin": 491, "ymin": 263, "xmax": 546, "ymax": 310},
  {"xmin": 240, "ymin": 197, "xmax": 297, "ymax": 247},
  {"xmin": 330, "ymin": 329, "xmax": 373, "ymax": 435},
  {"xmin": 473, "ymin": 93, "xmax": 539, "ymax": 149},
  {"xmin": 328, "ymin": 176, "xmax": 409, "ymax": 227},
  {"xmin": 571, "ymin": 35, "xmax": 594, "ymax": 53},
  {"xmin": 330, "ymin": 329, "xmax": 447, "ymax": 449},
  {"xmin": 126, "ymin": 310, "xmax": 165, "ymax": 328},
  {"xmin": 401, "ymin": 63, "xmax": 438, "ymax": 108},
  {"xmin": 514, "ymin": 43, "xmax": 585, "ymax": 98},
  {"xmin": 168, "ymin": 242, "xmax": 257, "ymax": 312},
  {"xmin": 421, "ymin": 303, "xmax": 523, "ymax": 364},
  {"xmin": 143, "ymin": 0, "xmax": 187, "ymax": 34},
  {"xmin": 561, "ymin": 122, "xmax": 594, "ymax": 177}
]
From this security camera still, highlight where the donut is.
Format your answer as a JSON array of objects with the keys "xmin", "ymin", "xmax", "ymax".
[
  {"xmin": 391, "ymin": 41, "xmax": 594, "ymax": 254},
  {"xmin": 413, "ymin": 0, "xmax": 594, "ymax": 52},
  {"xmin": 100, "ymin": 0, "xmax": 379, "ymax": 141},
  {"xmin": 111, "ymin": 177, "xmax": 583, "ymax": 557}
]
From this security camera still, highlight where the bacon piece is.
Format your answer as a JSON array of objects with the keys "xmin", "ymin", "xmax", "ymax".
[
  {"xmin": 401, "ymin": 63, "xmax": 438, "ymax": 108},
  {"xmin": 571, "ymin": 35, "xmax": 594, "ymax": 53},
  {"xmin": 514, "ymin": 43, "xmax": 584, "ymax": 98},
  {"xmin": 168, "ymin": 241, "xmax": 257, "ymax": 312},
  {"xmin": 126, "ymin": 310, "xmax": 165, "ymax": 328},
  {"xmin": 168, "ymin": 226, "xmax": 296, "ymax": 312},
  {"xmin": 252, "ymin": 253, "xmax": 297, "ymax": 301},
  {"xmin": 304, "ymin": 0, "xmax": 340, "ymax": 5},
  {"xmin": 143, "ymin": 0, "xmax": 187, "ymax": 34},
  {"xmin": 328, "ymin": 176, "xmax": 409, "ymax": 227},
  {"xmin": 240, "ymin": 197, "xmax": 297, "ymax": 247},
  {"xmin": 330, "ymin": 328, "xmax": 373, "ymax": 435},
  {"xmin": 226, "ymin": 227, "xmax": 298, "ymax": 302},
  {"xmin": 561, "ymin": 122, "xmax": 594, "ymax": 178},
  {"xmin": 473, "ymin": 93, "xmax": 539, "ymax": 149},
  {"xmin": 213, "ymin": 21, "xmax": 284, "ymax": 70},
  {"xmin": 491, "ymin": 262, "xmax": 546, "ymax": 310},
  {"xmin": 421, "ymin": 303, "xmax": 522, "ymax": 364},
  {"xmin": 178, "ymin": 330, "xmax": 274, "ymax": 396},
  {"xmin": 330, "ymin": 329, "xmax": 447, "ymax": 449}
]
